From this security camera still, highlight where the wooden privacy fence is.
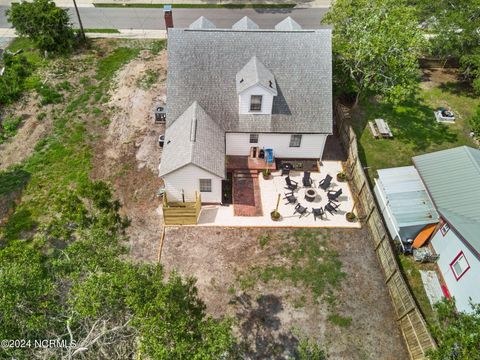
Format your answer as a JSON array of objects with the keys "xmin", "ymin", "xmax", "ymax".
[
  {"xmin": 334, "ymin": 102, "xmax": 436, "ymax": 360},
  {"xmin": 162, "ymin": 192, "xmax": 202, "ymax": 225}
]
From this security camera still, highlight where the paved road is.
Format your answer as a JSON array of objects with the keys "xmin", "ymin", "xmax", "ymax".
[{"xmin": 0, "ymin": 7, "xmax": 328, "ymax": 30}]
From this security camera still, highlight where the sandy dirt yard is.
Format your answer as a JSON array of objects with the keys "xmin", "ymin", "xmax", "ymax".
[
  {"xmin": 161, "ymin": 227, "xmax": 409, "ymax": 359},
  {"xmin": 90, "ymin": 48, "xmax": 167, "ymax": 262}
]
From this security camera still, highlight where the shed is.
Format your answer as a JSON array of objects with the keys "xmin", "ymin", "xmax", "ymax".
[{"xmin": 374, "ymin": 166, "xmax": 439, "ymax": 241}]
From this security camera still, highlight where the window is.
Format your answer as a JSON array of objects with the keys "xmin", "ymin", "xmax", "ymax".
[
  {"xmin": 440, "ymin": 222, "xmax": 450, "ymax": 236},
  {"xmin": 250, "ymin": 95, "xmax": 262, "ymax": 111},
  {"xmin": 249, "ymin": 133, "xmax": 259, "ymax": 143},
  {"xmin": 450, "ymin": 251, "xmax": 470, "ymax": 280},
  {"xmin": 289, "ymin": 134, "xmax": 302, "ymax": 147},
  {"xmin": 199, "ymin": 179, "xmax": 212, "ymax": 192}
]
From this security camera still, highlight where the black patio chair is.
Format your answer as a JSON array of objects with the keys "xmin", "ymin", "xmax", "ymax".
[
  {"xmin": 325, "ymin": 201, "xmax": 340, "ymax": 215},
  {"xmin": 293, "ymin": 203, "xmax": 308, "ymax": 218},
  {"xmin": 318, "ymin": 174, "xmax": 333, "ymax": 191},
  {"xmin": 284, "ymin": 176, "xmax": 298, "ymax": 191},
  {"xmin": 302, "ymin": 171, "xmax": 313, "ymax": 187},
  {"xmin": 327, "ymin": 188, "xmax": 343, "ymax": 202},
  {"xmin": 312, "ymin": 207, "xmax": 325, "ymax": 221},
  {"xmin": 283, "ymin": 191, "xmax": 297, "ymax": 205}
]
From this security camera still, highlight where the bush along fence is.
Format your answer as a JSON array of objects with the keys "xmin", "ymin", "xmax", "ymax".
[{"xmin": 334, "ymin": 102, "xmax": 436, "ymax": 360}]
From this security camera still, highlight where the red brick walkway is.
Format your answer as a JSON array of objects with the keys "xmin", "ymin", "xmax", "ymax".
[{"xmin": 233, "ymin": 170, "xmax": 263, "ymax": 216}]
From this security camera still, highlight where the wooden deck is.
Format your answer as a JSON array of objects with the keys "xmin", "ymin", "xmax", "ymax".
[
  {"xmin": 163, "ymin": 192, "xmax": 202, "ymax": 225},
  {"xmin": 226, "ymin": 156, "xmax": 276, "ymax": 171}
]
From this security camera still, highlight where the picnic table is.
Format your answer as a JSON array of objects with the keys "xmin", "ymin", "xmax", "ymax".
[{"xmin": 375, "ymin": 118, "xmax": 393, "ymax": 138}]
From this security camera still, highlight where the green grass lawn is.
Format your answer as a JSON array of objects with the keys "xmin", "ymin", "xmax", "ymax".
[
  {"xmin": 397, "ymin": 254, "xmax": 439, "ymax": 332},
  {"xmin": 0, "ymin": 39, "xmax": 145, "ymax": 241},
  {"xmin": 352, "ymin": 77, "xmax": 479, "ymax": 183}
]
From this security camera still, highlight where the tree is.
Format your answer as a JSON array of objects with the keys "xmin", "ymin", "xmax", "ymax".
[
  {"xmin": 322, "ymin": 0, "xmax": 426, "ymax": 107},
  {"xmin": 6, "ymin": 0, "xmax": 76, "ymax": 53},
  {"xmin": 415, "ymin": 0, "xmax": 480, "ymax": 94},
  {"xmin": 0, "ymin": 180, "xmax": 237, "ymax": 359},
  {"xmin": 428, "ymin": 298, "xmax": 480, "ymax": 360}
]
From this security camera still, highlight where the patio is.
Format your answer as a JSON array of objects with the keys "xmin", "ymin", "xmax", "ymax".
[{"xmin": 198, "ymin": 161, "xmax": 360, "ymax": 228}]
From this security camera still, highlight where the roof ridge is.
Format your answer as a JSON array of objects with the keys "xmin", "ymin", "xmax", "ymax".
[{"xmin": 463, "ymin": 146, "xmax": 480, "ymax": 174}]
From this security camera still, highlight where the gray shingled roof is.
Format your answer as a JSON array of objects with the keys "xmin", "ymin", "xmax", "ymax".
[
  {"xmin": 159, "ymin": 102, "xmax": 225, "ymax": 178},
  {"xmin": 413, "ymin": 146, "xmax": 480, "ymax": 255},
  {"xmin": 167, "ymin": 27, "xmax": 332, "ymax": 133},
  {"xmin": 275, "ymin": 17, "xmax": 302, "ymax": 31},
  {"xmin": 189, "ymin": 16, "xmax": 216, "ymax": 30},
  {"xmin": 236, "ymin": 56, "xmax": 277, "ymax": 95},
  {"xmin": 232, "ymin": 16, "xmax": 259, "ymax": 30}
]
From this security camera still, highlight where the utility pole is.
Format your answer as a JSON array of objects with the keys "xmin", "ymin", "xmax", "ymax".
[{"xmin": 73, "ymin": 0, "xmax": 86, "ymax": 43}]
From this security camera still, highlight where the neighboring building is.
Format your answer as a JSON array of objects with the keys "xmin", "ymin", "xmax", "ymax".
[
  {"xmin": 374, "ymin": 146, "xmax": 480, "ymax": 313},
  {"xmin": 374, "ymin": 166, "xmax": 439, "ymax": 242},
  {"xmin": 158, "ymin": 16, "xmax": 333, "ymax": 204},
  {"xmin": 413, "ymin": 146, "xmax": 480, "ymax": 313}
]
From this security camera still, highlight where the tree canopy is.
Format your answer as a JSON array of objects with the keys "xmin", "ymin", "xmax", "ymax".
[
  {"xmin": 322, "ymin": 0, "xmax": 426, "ymax": 106},
  {"xmin": 0, "ymin": 180, "xmax": 236, "ymax": 359},
  {"xmin": 428, "ymin": 299, "xmax": 480, "ymax": 360},
  {"xmin": 415, "ymin": 0, "xmax": 480, "ymax": 94},
  {"xmin": 6, "ymin": 0, "xmax": 76, "ymax": 53}
]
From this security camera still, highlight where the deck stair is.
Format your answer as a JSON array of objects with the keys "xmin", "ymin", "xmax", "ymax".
[{"xmin": 234, "ymin": 170, "xmax": 259, "ymax": 178}]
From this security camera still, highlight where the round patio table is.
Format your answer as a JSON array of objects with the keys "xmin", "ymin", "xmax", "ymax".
[{"xmin": 304, "ymin": 188, "xmax": 318, "ymax": 202}]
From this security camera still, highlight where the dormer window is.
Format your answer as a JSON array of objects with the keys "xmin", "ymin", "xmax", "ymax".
[
  {"xmin": 250, "ymin": 95, "xmax": 262, "ymax": 111},
  {"xmin": 236, "ymin": 57, "xmax": 277, "ymax": 115}
]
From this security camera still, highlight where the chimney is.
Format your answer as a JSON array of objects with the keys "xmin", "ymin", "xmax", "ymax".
[{"xmin": 163, "ymin": 5, "xmax": 173, "ymax": 31}]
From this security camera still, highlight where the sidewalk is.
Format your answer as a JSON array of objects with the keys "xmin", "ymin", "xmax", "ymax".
[
  {"xmin": 0, "ymin": 28, "xmax": 167, "ymax": 39},
  {"xmin": 0, "ymin": 0, "xmax": 331, "ymax": 8}
]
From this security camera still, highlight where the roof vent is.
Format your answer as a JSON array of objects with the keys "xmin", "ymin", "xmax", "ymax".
[
  {"xmin": 189, "ymin": 16, "xmax": 216, "ymax": 30},
  {"xmin": 240, "ymin": 78, "xmax": 244, "ymax": 83},
  {"xmin": 190, "ymin": 116, "xmax": 197, "ymax": 142},
  {"xmin": 232, "ymin": 16, "xmax": 260, "ymax": 30},
  {"xmin": 274, "ymin": 17, "xmax": 302, "ymax": 31}
]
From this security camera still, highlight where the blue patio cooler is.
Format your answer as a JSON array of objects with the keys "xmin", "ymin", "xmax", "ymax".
[{"xmin": 265, "ymin": 148, "xmax": 274, "ymax": 164}]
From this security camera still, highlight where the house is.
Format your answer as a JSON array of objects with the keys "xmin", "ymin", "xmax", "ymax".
[
  {"xmin": 375, "ymin": 146, "xmax": 480, "ymax": 313},
  {"xmin": 158, "ymin": 16, "xmax": 333, "ymax": 204},
  {"xmin": 413, "ymin": 146, "xmax": 480, "ymax": 313}
]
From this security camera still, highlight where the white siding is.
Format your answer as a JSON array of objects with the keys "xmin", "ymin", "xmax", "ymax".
[
  {"xmin": 432, "ymin": 223, "xmax": 480, "ymax": 313},
  {"xmin": 226, "ymin": 133, "xmax": 327, "ymax": 159},
  {"xmin": 162, "ymin": 164, "xmax": 222, "ymax": 204},
  {"xmin": 238, "ymin": 85, "xmax": 274, "ymax": 115}
]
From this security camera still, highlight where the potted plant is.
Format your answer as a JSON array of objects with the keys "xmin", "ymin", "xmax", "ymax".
[
  {"xmin": 337, "ymin": 171, "xmax": 347, "ymax": 182},
  {"xmin": 262, "ymin": 168, "xmax": 271, "ymax": 180},
  {"xmin": 270, "ymin": 210, "xmax": 281, "ymax": 221},
  {"xmin": 345, "ymin": 212, "xmax": 357, "ymax": 222},
  {"xmin": 271, "ymin": 194, "xmax": 282, "ymax": 221}
]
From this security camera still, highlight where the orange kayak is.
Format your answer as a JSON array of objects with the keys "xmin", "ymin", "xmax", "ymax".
[{"xmin": 412, "ymin": 223, "xmax": 438, "ymax": 249}]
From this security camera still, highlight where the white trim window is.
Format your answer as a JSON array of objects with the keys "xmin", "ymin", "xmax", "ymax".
[
  {"xmin": 249, "ymin": 133, "xmax": 259, "ymax": 143},
  {"xmin": 440, "ymin": 222, "xmax": 450, "ymax": 236},
  {"xmin": 289, "ymin": 134, "xmax": 302, "ymax": 147},
  {"xmin": 250, "ymin": 95, "xmax": 262, "ymax": 111},
  {"xmin": 450, "ymin": 251, "xmax": 470, "ymax": 281},
  {"xmin": 199, "ymin": 179, "xmax": 212, "ymax": 193}
]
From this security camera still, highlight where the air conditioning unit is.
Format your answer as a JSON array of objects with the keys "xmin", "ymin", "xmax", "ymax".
[{"xmin": 154, "ymin": 106, "xmax": 166, "ymax": 124}]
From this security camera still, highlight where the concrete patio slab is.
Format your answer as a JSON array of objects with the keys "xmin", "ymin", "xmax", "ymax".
[{"xmin": 197, "ymin": 161, "xmax": 361, "ymax": 228}]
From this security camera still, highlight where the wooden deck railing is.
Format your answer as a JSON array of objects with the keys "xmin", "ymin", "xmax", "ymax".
[{"xmin": 162, "ymin": 192, "xmax": 202, "ymax": 225}]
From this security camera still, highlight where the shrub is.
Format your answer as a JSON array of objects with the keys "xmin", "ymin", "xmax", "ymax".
[
  {"xmin": 470, "ymin": 105, "xmax": 480, "ymax": 138},
  {"xmin": 0, "ymin": 115, "xmax": 23, "ymax": 142},
  {"xmin": 35, "ymin": 83, "xmax": 63, "ymax": 105},
  {"xmin": 6, "ymin": 0, "xmax": 76, "ymax": 54},
  {"xmin": 0, "ymin": 53, "xmax": 31, "ymax": 106}
]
